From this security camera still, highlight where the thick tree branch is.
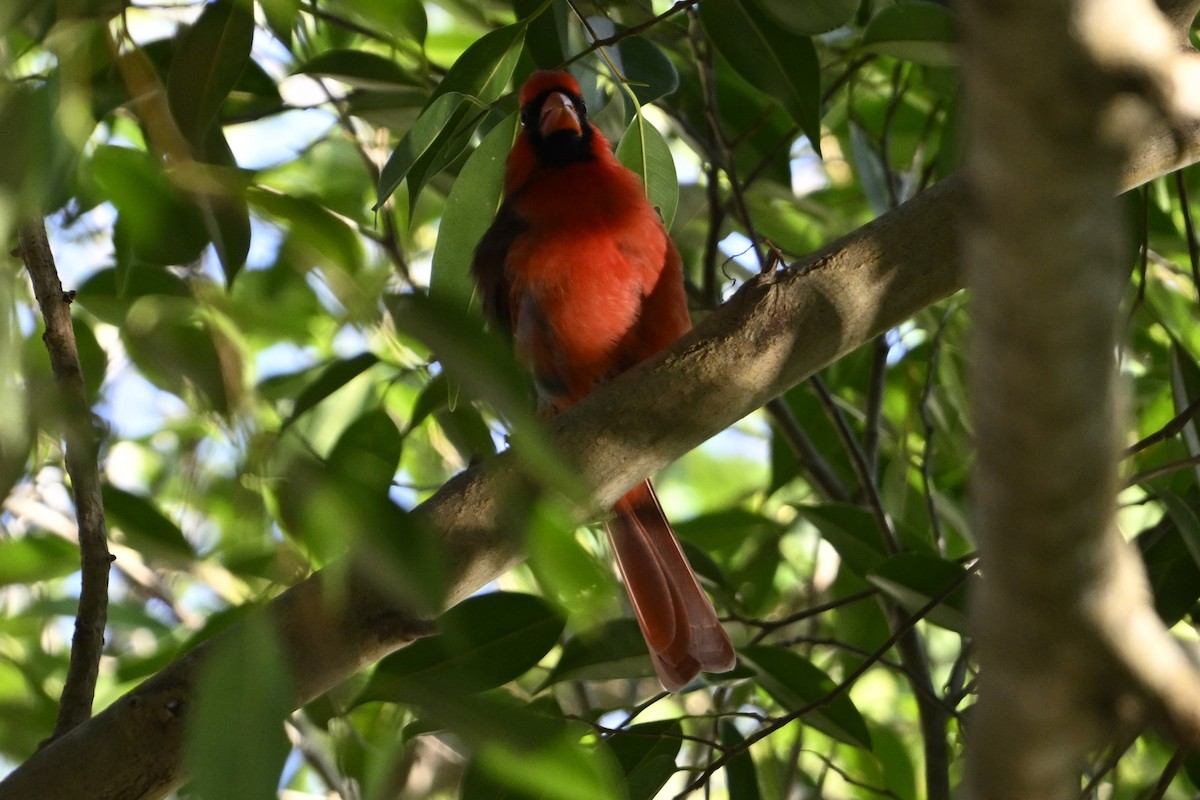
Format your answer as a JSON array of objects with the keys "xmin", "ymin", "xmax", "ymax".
[
  {"xmin": 16, "ymin": 221, "xmax": 112, "ymax": 741},
  {"xmin": 960, "ymin": 1, "xmax": 1200, "ymax": 798},
  {"xmin": 4, "ymin": 102, "xmax": 1200, "ymax": 800}
]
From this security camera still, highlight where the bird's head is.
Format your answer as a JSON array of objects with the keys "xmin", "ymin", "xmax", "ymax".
[{"xmin": 516, "ymin": 70, "xmax": 598, "ymax": 166}]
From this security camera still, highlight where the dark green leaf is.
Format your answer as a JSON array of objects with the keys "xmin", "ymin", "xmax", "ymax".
[
  {"xmin": 327, "ymin": 408, "xmax": 403, "ymax": 497},
  {"xmin": 356, "ymin": 592, "xmax": 565, "ymax": 703},
  {"xmin": 615, "ymin": 36, "xmax": 680, "ymax": 105},
  {"xmin": 861, "ymin": 2, "xmax": 957, "ymax": 67},
  {"xmin": 185, "ymin": 612, "xmax": 292, "ymax": 800},
  {"xmin": 867, "ymin": 553, "xmax": 971, "ymax": 633},
  {"xmin": 542, "ymin": 618, "xmax": 655, "ymax": 686},
  {"xmin": 517, "ymin": 0, "xmax": 567, "ymax": 69},
  {"xmin": 167, "ymin": 0, "xmax": 255, "ymax": 145},
  {"xmin": 605, "ymin": 720, "xmax": 681, "ymax": 800},
  {"xmin": 701, "ymin": 0, "xmax": 822, "ymax": 154},
  {"xmin": 795, "ymin": 503, "xmax": 888, "ymax": 576},
  {"xmin": 721, "ymin": 721, "xmax": 761, "ymax": 800},
  {"xmin": 0, "ymin": 535, "xmax": 78, "ymax": 587},
  {"xmin": 741, "ymin": 646, "xmax": 872, "ymax": 749},
  {"xmin": 294, "ymin": 50, "xmax": 419, "ymax": 90},
  {"xmin": 89, "ymin": 145, "xmax": 210, "ymax": 269},
  {"xmin": 103, "ymin": 485, "xmax": 196, "ymax": 562},
  {"xmin": 752, "ymin": 0, "xmax": 857, "ymax": 34}
]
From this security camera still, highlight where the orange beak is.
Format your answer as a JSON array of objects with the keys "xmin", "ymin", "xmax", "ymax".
[{"xmin": 539, "ymin": 91, "xmax": 582, "ymax": 137}]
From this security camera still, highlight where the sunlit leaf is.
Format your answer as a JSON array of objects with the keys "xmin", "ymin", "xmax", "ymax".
[
  {"xmin": 542, "ymin": 618, "xmax": 652, "ymax": 686},
  {"xmin": 376, "ymin": 91, "xmax": 471, "ymax": 207},
  {"xmin": 184, "ymin": 612, "xmax": 292, "ymax": 800},
  {"xmin": 283, "ymin": 353, "xmax": 380, "ymax": 429},
  {"xmin": 0, "ymin": 535, "xmax": 78, "ymax": 587},
  {"xmin": 616, "ymin": 108, "xmax": 678, "ymax": 229},
  {"xmin": 429, "ymin": 112, "xmax": 517, "ymax": 307}
]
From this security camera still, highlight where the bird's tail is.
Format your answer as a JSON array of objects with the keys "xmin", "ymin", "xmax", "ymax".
[{"xmin": 605, "ymin": 480, "xmax": 736, "ymax": 692}]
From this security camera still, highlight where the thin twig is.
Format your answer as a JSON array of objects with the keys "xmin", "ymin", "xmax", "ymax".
[
  {"xmin": 919, "ymin": 304, "xmax": 957, "ymax": 553},
  {"xmin": 809, "ymin": 375, "xmax": 900, "ymax": 555},
  {"xmin": 675, "ymin": 566, "xmax": 975, "ymax": 798},
  {"xmin": 1124, "ymin": 392, "xmax": 1200, "ymax": 456},
  {"xmin": 18, "ymin": 220, "xmax": 112, "ymax": 741}
]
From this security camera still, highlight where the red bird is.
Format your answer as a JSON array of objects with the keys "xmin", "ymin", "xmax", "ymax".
[{"xmin": 472, "ymin": 70, "xmax": 736, "ymax": 691}]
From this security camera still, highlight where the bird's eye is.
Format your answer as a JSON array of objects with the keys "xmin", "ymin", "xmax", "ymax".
[{"xmin": 520, "ymin": 105, "xmax": 537, "ymax": 128}]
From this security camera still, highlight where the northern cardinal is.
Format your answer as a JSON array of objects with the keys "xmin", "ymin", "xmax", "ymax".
[{"xmin": 472, "ymin": 70, "xmax": 736, "ymax": 691}]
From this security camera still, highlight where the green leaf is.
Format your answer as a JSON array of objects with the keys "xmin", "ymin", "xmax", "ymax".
[
  {"xmin": 387, "ymin": 292, "xmax": 572, "ymax": 495},
  {"xmin": 71, "ymin": 316, "xmax": 107, "ymax": 406},
  {"xmin": 795, "ymin": 503, "xmax": 888, "ymax": 576},
  {"xmin": 0, "ymin": 535, "xmax": 78, "ymax": 587},
  {"xmin": 248, "ymin": 187, "xmax": 364, "ymax": 272},
  {"xmin": 615, "ymin": 36, "xmax": 680, "ymax": 105},
  {"xmin": 455, "ymin": 696, "xmax": 621, "ymax": 800},
  {"xmin": 259, "ymin": 0, "xmax": 299, "ymax": 46},
  {"xmin": 1158, "ymin": 490, "xmax": 1200, "ymax": 571},
  {"xmin": 429, "ymin": 112, "xmax": 517, "ymax": 307},
  {"xmin": 741, "ymin": 646, "xmax": 872, "ymax": 750},
  {"xmin": 605, "ymin": 720, "xmax": 681, "ymax": 800},
  {"xmin": 861, "ymin": 2, "xmax": 957, "ymax": 67},
  {"xmin": 433, "ymin": 21, "xmax": 527, "ymax": 105},
  {"xmin": 752, "ymin": 0, "xmax": 857, "ymax": 34},
  {"xmin": 293, "ymin": 50, "xmax": 419, "ymax": 90},
  {"xmin": 185, "ymin": 611, "xmax": 292, "ymax": 800},
  {"xmin": 517, "ymin": 0, "xmax": 567, "ymax": 69},
  {"xmin": 355, "ymin": 592, "xmax": 565, "ymax": 704},
  {"xmin": 526, "ymin": 505, "xmax": 617, "ymax": 629},
  {"xmin": 103, "ymin": 485, "xmax": 196, "ymax": 562},
  {"xmin": 326, "ymin": 408, "xmax": 403, "ymax": 498},
  {"xmin": 167, "ymin": 0, "xmax": 255, "ymax": 146},
  {"xmin": 541, "ymin": 619, "xmax": 658, "ymax": 687},
  {"xmin": 283, "ymin": 353, "xmax": 380, "ymax": 429},
  {"xmin": 700, "ymin": 0, "xmax": 822, "ymax": 154},
  {"xmin": 616, "ymin": 108, "xmax": 678, "ymax": 229},
  {"xmin": 75, "ymin": 264, "xmax": 192, "ymax": 327},
  {"xmin": 376, "ymin": 91, "xmax": 471, "ymax": 207},
  {"xmin": 867, "ymin": 553, "xmax": 971, "ymax": 633},
  {"xmin": 721, "ymin": 721, "xmax": 762, "ymax": 800},
  {"xmin": 89, "ymin": 145, "xmax": 210, "ymax": 269},
  {"xmin": 120, "ymin": 298, "xmax": 241, "ymax": 415}
]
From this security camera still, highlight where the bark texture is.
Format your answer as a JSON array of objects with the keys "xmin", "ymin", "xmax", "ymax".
[{"xmin": 960, "ymin": 1, "xmax": 1200, "ymax": 798}]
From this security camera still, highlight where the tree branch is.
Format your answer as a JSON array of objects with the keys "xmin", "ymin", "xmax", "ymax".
[
  {"xmin": 4, "ymin": 101, "xmax": 1200, "ymax": 800},
  {"xmin": 959, "ymin": 0, "xmax": 1200, "ymax": 797},
  {"xmin": 16, "ymin": 221, "xmax": 112, "ymax": 742}
]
